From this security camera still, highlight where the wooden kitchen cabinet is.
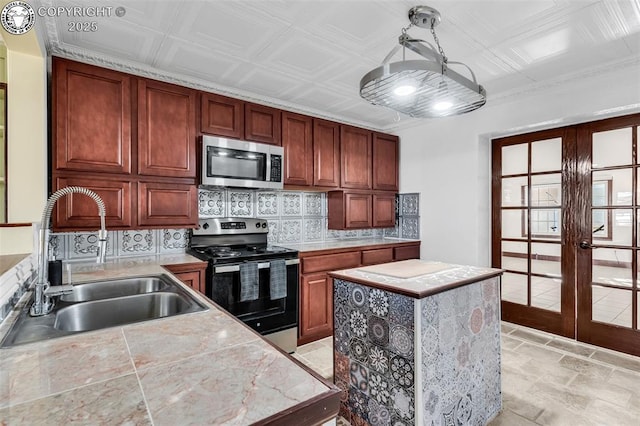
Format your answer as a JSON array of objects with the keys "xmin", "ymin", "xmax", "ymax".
[
  {"xmin": 138, "ymin": 181, "xmax": 198, "ymax": 227},
  {"xmin": 372, "ymin": 133, "xmax": 399, "ymax": 191},
  {"xmin": 313, "ymin": 119, "xmax": 340, "ymax": 188},
  {"xmin": 53, "ymin": 58, "xmax": 132, "ymax": 174},
  {"xmin": 164, "ymin": 261, "xmax": 207, "ymax": 294},
  {"xmin": 282, "ymin": 112, "xmax": 313, "ymax": 186},
  {"xmin": 373, "ymin": 192, "xmax": 397, "ymax": 228},
  {"xmin": 201, "ymin": 92, "xmax": 244, "ymax": 139},
  {"xmin": 394, "ymin": 243, "xmax": 421, "ymax": 261},
  {"xmin": 300, "ymin": 272, "xmax": 334, "ymax": 345},
  {"xmin": 340, "ymin": 125, "xmax": 372, "ymax": 189},
  {"xmin": 52, "ymin": 174, "xmax": 133, "ymax": 230},
  {"xmin": 245, "ymin": 103, "xmax": 282, "ymax": 145},
  {"xmin": 138, "ymin": 79, "xmax": 197, "ymax": 178},
  {"xmin": 327, "ymin": 191, "xmax": 372, "ymax": 229}
]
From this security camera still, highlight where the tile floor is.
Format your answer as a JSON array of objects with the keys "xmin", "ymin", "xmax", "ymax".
[{"xmin": 294, "ymin": 322, "xmax": 640, "ymax": 425}]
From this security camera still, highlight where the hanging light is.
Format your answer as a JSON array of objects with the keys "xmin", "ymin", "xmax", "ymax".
[{"xmin": 360, "ymin": 5, "xmax": 486, "ymax": 118}]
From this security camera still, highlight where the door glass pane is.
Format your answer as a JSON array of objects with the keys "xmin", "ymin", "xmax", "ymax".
[
  {"xmin": 502, "ymin": 209, "xmax": 526, "ymax": 239},
  {"xmin": 591, "ymin": 209, "xmax": 632, "ymax": 245},
  {"xmin": 501, "ymin": 272, "xmax": 527, "ymax": 305},
  {"xmin": 532, "ymin": 277, "xmax": 561, "ymax": 312},
  {"xmin": 530, "ymin": 209, "xmax": 561, "ymax": 240},
  {"xmin": 531, "ymin": 138, "xmax": 561, "ymax": 172},
  {"xmin": 530, "ymin": 173, "xmax": 562, "ymax": 206},
  {"xmin": 592, "ymin": 285, "xmax": 632, "ymax": 327},
  {"xmin": 502, "ymin": 241, "xmax": 527, "ymax": 272},
  {"xmin": 502, "ymin": 144, "xmax": 528, "ymax": 175},
  {"xmin": 531, "ymin": 243, "xmax": 561, "ymax": 276},
  {"xmin": 502, "ymin": 176, "xmax": 528, "ymax": 207},
  {"xmin": 593, "ymin": 169, "xmax": 631, "ymax": 206},
  {"xmin": 592, "ymin": 127, "xmax": 632, "ymax": 168},
  {"xmin": 592, "ymin": 248, "xmax": 632, "ymax": 288}
]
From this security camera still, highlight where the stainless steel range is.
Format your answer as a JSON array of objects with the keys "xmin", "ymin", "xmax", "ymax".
[{"xmin": 188, "ymin": 218, "xmax": 299, "ymax": 353}]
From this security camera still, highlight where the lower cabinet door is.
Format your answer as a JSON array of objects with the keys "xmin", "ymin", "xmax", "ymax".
[
  {"xmin": 299, "ymin": 272, "xmax": 333, "ymax": 345},
  {"xmin": 138, "ymin": 181, "xmax": 198, "ymax": 227}
]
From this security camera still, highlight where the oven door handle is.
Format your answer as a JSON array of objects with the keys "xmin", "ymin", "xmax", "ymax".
[{"xmin": 213, "ymin": 258, "xmax": 300, "ymax": 274}]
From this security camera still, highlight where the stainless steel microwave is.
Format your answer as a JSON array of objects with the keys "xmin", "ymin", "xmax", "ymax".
[{"xmin": 201, "ymin": 135, "xmax": 284, "ymax": 190}]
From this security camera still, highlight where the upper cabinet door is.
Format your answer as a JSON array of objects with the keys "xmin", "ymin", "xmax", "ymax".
[
  {"xmin": 282, "ymin": 112, "xmax": 313, "ymax": 186},
  {"xmin": 313, "ymin": 119, "xmax": 340, "ymax": 188},
  {"xmin": 53, "ymin": 58, "xmax": 132, "ymax": 174},
  {"xmin": 201, "ymin": 92, "xmax": 244, "ymax": 139},
  {"xmin": 340, "ymin": 125, "xmax": 372, "ymax": 189},
  {"xmin": 138, "ymin": 79, "xmax": 197, "ymax": 178},
  {"xmin": 245, "ymin": 103, "xmax": 282, "ymax": 145},
  {"xmin": 372, "ymin": 133, "xmax": 399, "ymax": 191}
]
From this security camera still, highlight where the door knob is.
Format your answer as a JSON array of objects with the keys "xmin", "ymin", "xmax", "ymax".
[{"xmin": 579, "ymin": 240, "xmax": 593, "ymax": 249}]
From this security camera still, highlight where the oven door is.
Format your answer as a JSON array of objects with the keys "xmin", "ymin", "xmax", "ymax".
[{"xmin": 206, "ymin": 259, "xmax": 299, "ymax": 335}]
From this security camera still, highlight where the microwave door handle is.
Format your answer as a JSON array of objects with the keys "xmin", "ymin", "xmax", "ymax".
[
  {"xmin": 214, "ymin": 258, "xmax": 300, "ymax": 274},
  {"xmin": 265, "ymin": 152, "xmax": 271, "ymax": 182}
]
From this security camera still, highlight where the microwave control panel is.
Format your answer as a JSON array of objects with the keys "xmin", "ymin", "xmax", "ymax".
[{"xmin": 270, "ymin": 155, "xmax": 282, "ymax": 182}]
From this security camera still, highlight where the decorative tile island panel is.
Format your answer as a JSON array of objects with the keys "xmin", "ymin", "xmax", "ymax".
[{"xmin": 330, "ymin": 260, "xmax": 503, "ymax": 425}]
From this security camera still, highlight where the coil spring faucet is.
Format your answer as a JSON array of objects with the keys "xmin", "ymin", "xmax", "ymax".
[{"xmin": 30, "ymin": 186, "xmax": 107, "ymax": 316}]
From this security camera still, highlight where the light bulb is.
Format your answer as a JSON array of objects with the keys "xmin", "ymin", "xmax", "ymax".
[
  {"xmin": 433, "ymin": 101, "xmax": 452, "ymax": 111},
  {"xmin": 393, "ymin": 84, "xmax": 417, "ymax": 96}
]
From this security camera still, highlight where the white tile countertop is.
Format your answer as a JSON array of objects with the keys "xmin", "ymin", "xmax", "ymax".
[{"xmin": 0, "ymin": 254, "xmax": 339, "ymax": 425}]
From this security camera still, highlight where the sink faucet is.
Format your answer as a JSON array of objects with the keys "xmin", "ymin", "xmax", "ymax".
[{"xmin": 30, "ymin": 186, "xmax": 107, "ymax": 316}]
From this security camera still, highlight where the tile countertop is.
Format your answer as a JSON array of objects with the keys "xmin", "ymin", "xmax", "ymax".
[
  {"xmin": 328, "ymin": 259, "xmax": 504, "ymax": 299},
  {"xmin": 281, "ymin": 237, "xmax": 419, "ymax": 254},
  {"xmin": 0, "ymin": 254, "xmax": 340, "ymax": 425}
]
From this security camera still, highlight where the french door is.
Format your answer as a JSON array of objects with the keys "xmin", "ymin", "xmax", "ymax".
[{"xmin": 492, "ymin": 113, "xmax": 640, "ymax": 356}]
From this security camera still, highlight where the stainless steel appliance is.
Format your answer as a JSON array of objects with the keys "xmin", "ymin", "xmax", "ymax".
[
  {"xmin": 201, "ymin": 135, "xmax": 284, "ymax": 190},
  {"xmin": 188, "ymin": 218, "xmax": 298, "ymax": 353}
]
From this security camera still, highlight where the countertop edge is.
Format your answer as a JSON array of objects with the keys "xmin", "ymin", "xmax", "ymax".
[
  {"xmin": 293, "ymin": 239, "xmax": 420, "ymax": 257},
  {"xmin": 328, "ymin": 269, "xmax": 505, "ymax": 298}
]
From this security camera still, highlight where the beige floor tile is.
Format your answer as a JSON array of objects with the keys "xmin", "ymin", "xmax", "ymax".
[
  {"xmin": 606, "ymin": 369, "xmax": 640, "ymax": 393},
  {"xmin": 501, "ymin": 322, "xmax": 517, "ymax": 334},
  {"xmin": 489, "ymin": 409, "xmax": 539, "ymax": 425},
  {"xmin": 514, "ymin": 343, "xmax": 564, "ymax": 363},
  {"xmin": 546, "ymin": 338, "xmax": 596, "ymax": 358},
  {"xmin": 568, "ymin": 373, "xmax": 632, "ymax": 407},
  {"xmin": 511, "ymin": 328, "xmax": 553, "ymax": 345},
  {"xmin": 299, "ymin": 345, "xmax": 333, "ymax": 371},
  {"xmin": 502, "ymin": 335, "xmax": 524, "ymax": 351},
  {"xmin": 558, "ymin": 355, "xmax": 613, "ymax": 380},
  {"xmin": 583, "ymin": 398, "xmax": 640, "ymax": 425},
  {"xmin": 296, "ymin": 340, "xmax": 328, "ymax": 356},
  {"xmin": 591, "ymin": 349, "xmax": 640, "ymax": 373},
  {"xmin": 534, "ymin": 400, "xmax": 596, "ymax": 426},
  {"xmin": 501, "ymin": 391, "xmax": 544, "ymax": 421},
  {"xmin": 517, "ymin": 358, "xmax": 578, "ymax": 386},
  {"xmin": 527, "ymin": 381, "xmax": 593, "ymax": 412}
]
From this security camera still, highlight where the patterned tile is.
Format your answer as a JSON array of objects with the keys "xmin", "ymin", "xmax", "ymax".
[
  {"xmin": 48, "ymin": 233, "xmax": 65, "ymax": 260},
  {"xmin": 267, "ymin": 220, "xmax": 279, "ymax": 244},
  {"xmin": 372, "ymin": 228, "xmax": 384, "ymax": 238},
  {"xmin": 118, "ymin": 230, "xmax": 156, "ymax": 256},
  {"xmin": 390, "ymin": 325, "xmax": 414, "ymax": 358},
  {"xmin": 228, "ymin": 191, "xmax": 253, "ymax": 217},
  {"xmin": 198, "ymin": 188, "xmax": 225, "ymax": 217},
  {"xmin": 256, "ymin": 192, "xmax": 279, "ymax": 217},
  {"xmin": 303, "ymin": 218, "xmax": 323, "ymax": 242},
  {"xmin": 368, "ymin": 316, "xmax": 390, "ymax": 347},
  {"xmin": 359, "ymin": 228, "xmax": 373, "ymax": 238},
  {"xmin": 67, "ymin": 231, "xmax": 115, "ymax": 260},
  {"xmin": 278, "ymin": 219, "xmax": 302, "ymax": 243},
  {"xmin": 400, "ymin": 193, "xmax": 419, "ymax": 216},
  {"xmin": 384, "ymin": 226, "xmax": 399, "ymax": 238},
  {"xmin": 159, "ymin": 229, "xmax": 188, "ymax": 253},
  {"xmin": 303, "ymin": 192, "xmax": 323, "ymax": 216},
  {"xmin": 281, "ymin": 192, "xmax": 302, "ymax": 216},
  {"xmin": 399, "ymin": 217, "xmax": 420, "ymax": 239}
]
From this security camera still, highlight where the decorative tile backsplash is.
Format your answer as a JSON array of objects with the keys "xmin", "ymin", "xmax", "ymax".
[
  {"xmin": 199, "ymin": 188, "xmax": 416, "ymax": 245},
  {"xmin": 398, "ymin": 193, "xmax": 420, "ymax": 240}
]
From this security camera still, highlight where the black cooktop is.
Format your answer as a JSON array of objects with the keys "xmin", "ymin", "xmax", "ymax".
[{"xmin": 188, "ymin": 244, "xmax": 298, "ymax": 265}]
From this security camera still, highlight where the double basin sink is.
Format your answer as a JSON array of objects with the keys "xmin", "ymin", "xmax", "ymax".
[{"xmin": 1, "ymin": 275, "xmax": 208, "ymax": 348}]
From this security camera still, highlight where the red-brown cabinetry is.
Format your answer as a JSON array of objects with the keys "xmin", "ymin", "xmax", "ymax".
[
  {"xmin": 282, "ymin": 112, "xmax": 313, "ymax": 186},
  {"xmin": 340, "ymin": 125, "xmax": 372, "ymax": 189},
  {"xmin": 200, "ymin": 92, "xmax": 244, "ymax": 139}
]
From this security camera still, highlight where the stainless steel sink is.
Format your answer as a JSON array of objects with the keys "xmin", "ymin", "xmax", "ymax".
[
  {"xmin": 0, "ymin": 274, "xmax": 208, "ymax": 348},
  {"xmin": 54, "ymin": 292, "xmax": 196, "ymax": 332},
  {"xmin": 60, "ymin": 277, "xmax": 170, "ymax": 302}
]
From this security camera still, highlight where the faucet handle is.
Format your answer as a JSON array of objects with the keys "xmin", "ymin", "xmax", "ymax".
[{"xmin": 44, "ymin": 284, "xmax": 74, "ymax": 297}]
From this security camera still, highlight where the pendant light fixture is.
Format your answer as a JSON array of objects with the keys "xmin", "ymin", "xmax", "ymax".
[{"xmin": 360, "ymin": 5, "xmax": 486, "ymax": 118}]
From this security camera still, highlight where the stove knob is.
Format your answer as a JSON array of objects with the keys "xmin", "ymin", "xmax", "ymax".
[
  {"xmin": 261, "ymin": 222, "xmax": 267, "ymax": 228},
  {"xmin": 202, "ymin": 222, "xmax": 209, "ymax": 230},
  {"xmin": 255, "ymin": 222, "xmax": 260, "ymax": 228}
]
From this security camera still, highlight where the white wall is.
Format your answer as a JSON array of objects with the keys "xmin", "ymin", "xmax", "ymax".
[
  {"xmin": 397, "ymin": 63, "xmax": 640, "ymax": 267},
  {"xmin": 0, "ymin": 5, "xmax": 47, "ymax": 255}
]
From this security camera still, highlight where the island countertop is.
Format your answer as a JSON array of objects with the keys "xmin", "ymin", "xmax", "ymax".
[
  {"xmin": 0, "ymin": 254, "xmax": 340, "ymax": 425},
  {"xmin": 328, "ymin": 259, "xmax": 504, "ymax": 298}
]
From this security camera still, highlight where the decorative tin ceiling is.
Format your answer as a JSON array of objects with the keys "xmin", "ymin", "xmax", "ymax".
[{"xmin": 34, "ymin": 0, "xmax": 640, "ymax": 131}]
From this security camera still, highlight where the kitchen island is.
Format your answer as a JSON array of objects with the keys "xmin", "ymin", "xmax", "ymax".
[
  {"xmin": 328, "ymin": 259, "xmax": 503, "ymax": 425},
  {"xmin": 0, "ymin": 254, "xmax": 339, "ymax": 425}
]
